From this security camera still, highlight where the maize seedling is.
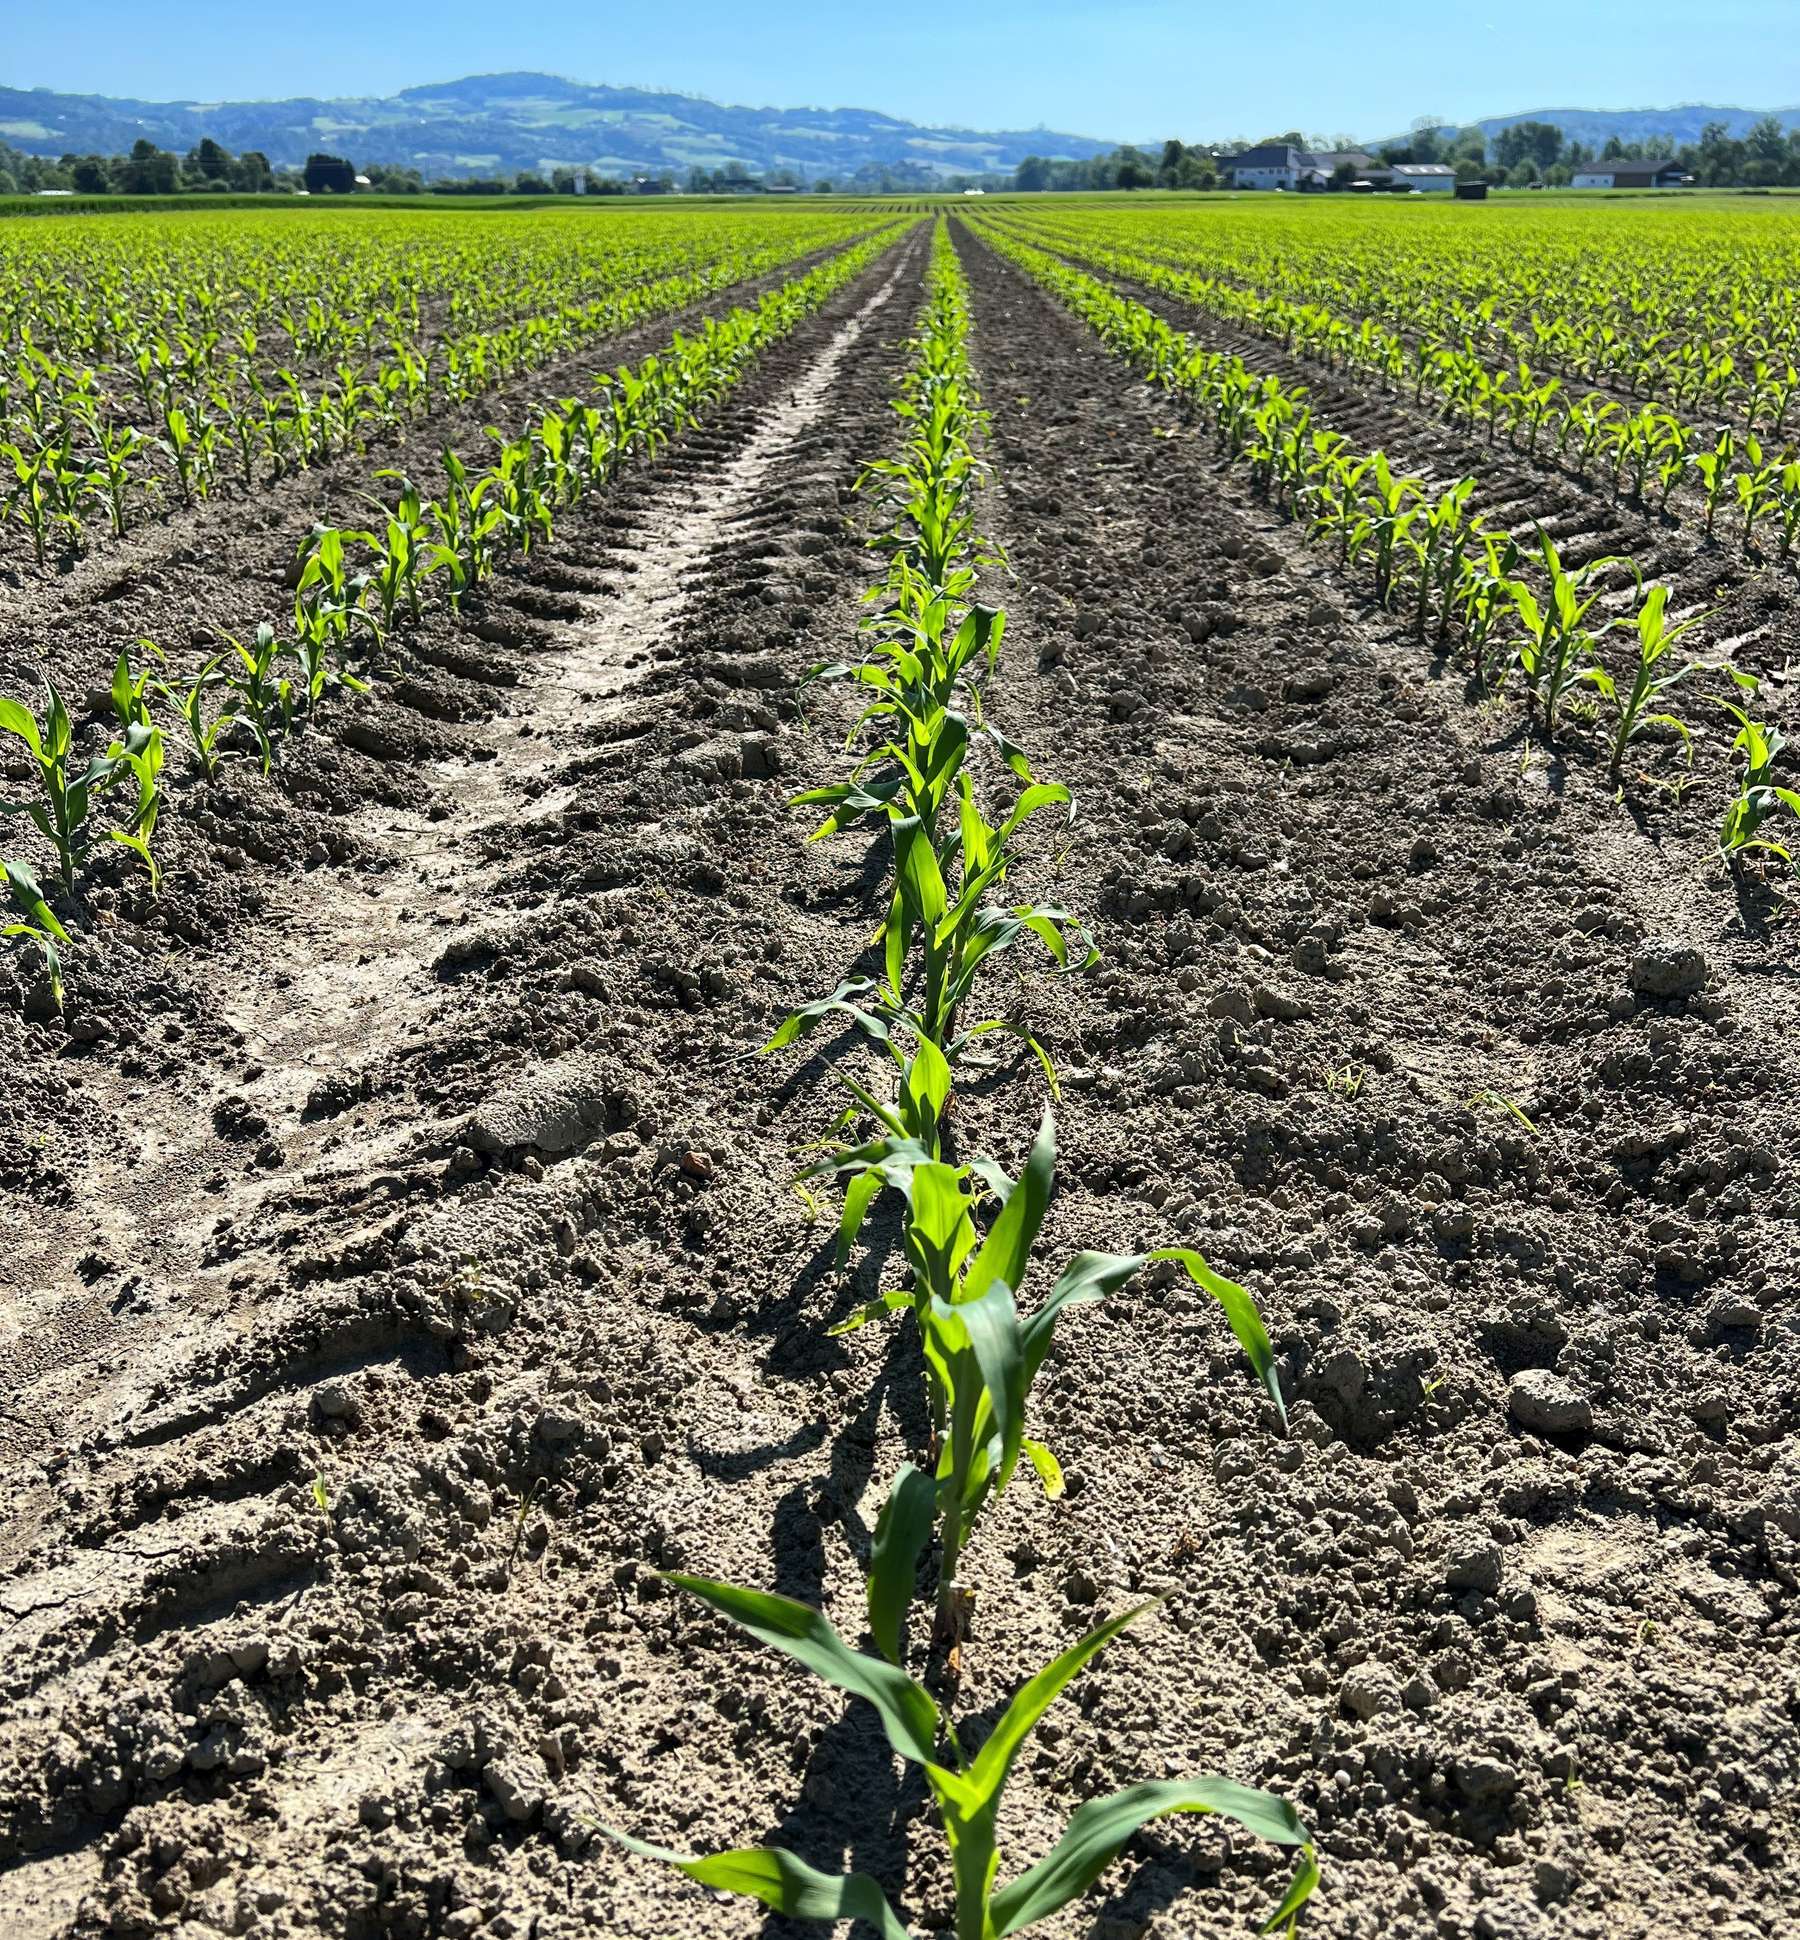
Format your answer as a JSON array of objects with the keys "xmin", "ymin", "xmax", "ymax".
[
  {"xmin": 216, "ymin": 624, "xmax": 293, "ymax": 775},
  {"xmin": 1507, "ymin": 530, "xmax": 1626, "ymax": 741},
  {"xmin": 801, "ymin": 1109, "xmax": 1281, "ymax": 1659},
  {"xmin": 1716, "ymin": 673, "xmax": 1800, "ymax": 866},
  {"xmin": 3, "ymin": 857, "xmax": 70, "ymax": 1010},
  {"xmin": 149, "ymin": 649, "xmax": 232, "ymax": 783},
  {"xmin": 0, "ymin": 682, "xmax": 150, "ymax": 892},
  {"xmin": 606, "ymin": 1577, "xmax": 1317, "ymax": 1940},
  {"xmin": 1580, "ymin": 583, "xmax": 1712, "ymax": 786}
]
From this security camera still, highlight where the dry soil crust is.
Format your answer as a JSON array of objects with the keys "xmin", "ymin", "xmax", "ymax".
[{"xmin": 0, "ymin": 216, "xmax": 1794, "ymax": 1940}]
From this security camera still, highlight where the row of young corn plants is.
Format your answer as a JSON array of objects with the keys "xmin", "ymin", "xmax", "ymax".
[
  {"xmin": 985, "ymin": 201, "xmax": 1800, "ymax": 442},
  {"xmin": 983, "ymin": 214, "xmax": 1800, "ymax": 565},
  {"xmin": 605, "ymin": 220, "xmax": 1320, "ymax": 1940},
  {"xmin": 0, "ymin": 210, "xmax": 884, "ymax": 566},
  {"xmin": 0, "ymin": 228, "xmax": 913, "ymax": 1011},
  {"xmin": 970, "ymin": 222, "xmax": 1800, "ymax": 872}
]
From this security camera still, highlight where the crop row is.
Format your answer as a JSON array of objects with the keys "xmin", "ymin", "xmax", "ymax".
[
  {"xmin": 0, "ymin": 226, "xmax": 913, "ymax": 1010},
  {"xmin": 966, "ymin": 220, "xmax": 1800, "ymax": 868},
  {"xmin": 992, "ymin": 199, "xmax": 1800, "ymax": 437},
  {"xmin": 0, "ymin": 206, "xmax": 885, "ymax": 568},
  {"xmin": 982, "ymin": 210, "xmax": 1800, "ymax": 563},
  {"xmin": 604, "ymin": 220, "xmax": 1320, "ymax": 1940}
]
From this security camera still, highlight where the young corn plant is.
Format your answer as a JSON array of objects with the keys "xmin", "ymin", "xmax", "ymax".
[
  {"xmin": 0, "ymin": 683, "xmax": 148, "ymax": 892},
  {"xmin": 150, "ymin": 650, "xmax": 233, "ymax": 782},
  {"xmin": 217, "ymin": 624, "xmax": 292, "ymax": 774},
  {"xmin": 366, "ymin": 474, "xmax": 431, "ymax": 625},
  {"xmin": 3, "ymin": 857, "xmax": 71, "ymax": 1010},
  {"xmin": 109, "ymin": 646, "xmax": 158, "ymax": 734},
  {"xmin": 1732, "ymin": 437, "xmax": 1783, "ymax": 551},
  {"xmin": 105, "ymin": 724, "xmax": 166, "ymax": 891},
  {"xmin": 1582, "ymin": 583, "xmax": 1711, "ymax": 787},
  {"xmin": 1406, "ymin": 478, "xmax": 1479, "ymax": 645},
  {"xmin": 1688, "ymin": 428, "xmax": 1736, "ymax": 540},
  {"xmin": 1777, "ymin": 460, "xmax": 1800, "ymax": 561},
  {"xmin": 1347, "ymin": 455, "xmax": 1423, "ymax": 610},
  {"xmin": 3, "ymin": 442, "xmax": 56, "ymax": 566},
  {"xmin": 799, "ymin": 1110, "xmax": 1281, "ymax": 1661},
  {"xmin": 607, "ymin": 1580, "xmax": 1317, "ymax": 1940},
  {"xmin": 92, "ymin": 420, "xmax": 147, "ymax": 537},
  {"xmin": 769, "ymin": 781, "xmax": 1092, "ymax": 1117},
  {"xmin": 1507, "ymin": 530, "xmax": 1625, "ymax": 741},
  {"xmin": 294, "ymin": 524, "xmax": 382, "ymax": 660},
  {"xmin": 1716, "ymin": 675, "xmax": 1800, "ymax": 867}
]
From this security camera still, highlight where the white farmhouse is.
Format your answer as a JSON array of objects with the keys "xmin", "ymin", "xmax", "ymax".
[{"xmin": 1223, "ymin": 143, "xmax": 1309, "ymax": 190}]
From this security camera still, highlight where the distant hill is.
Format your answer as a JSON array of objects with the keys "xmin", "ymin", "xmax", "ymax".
[
  {"xmin": 1373, "ymin": 104, "xmax": 1800, "ymax": 150},
  {"xmin": 0, "ymin": 71, "xmax": 1118, "ymax": 182}
]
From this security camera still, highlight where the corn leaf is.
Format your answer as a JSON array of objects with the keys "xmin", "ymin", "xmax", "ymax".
[
  {"xmin": 663, "ymin": 1573, "xmax": 938, "ymax": 1768},
  {"xmin": 989, "ymin": 1781, "xmax": 1314, "ymax": 1938},
  {"xmin": 867, "ymin": 1461, "xmax": 937, "ymax": 1665},
  {"xmin": 605, "ymin": 1831, "xmax": 913, "ymax": 1940}
]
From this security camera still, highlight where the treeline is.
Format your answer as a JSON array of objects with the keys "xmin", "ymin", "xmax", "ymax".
[
  {"xmin": 1012, "ymin": 117, "xmax": 1800, "ymax": 192},
  {"xmin": 11, "ymin": 116, "xmax": 1798, "ymax": 205},
  {"xmin": 0, "ymin": 135, "xmax": 656, "ymax": 199},
  {"xmin": 0, "ymin": 134, "xmax": 916, "ymax": 201},
  {"xmin": 1015, "ymin": 143, "xmax": 1219, "ymax": 191},
  {"xmin": 1370, "ymin": 115, "xmax": 1800, "ymax": 188},
  {"xmin": 0, "ymin": 137, "xmax": 666, "ymax": 200}
]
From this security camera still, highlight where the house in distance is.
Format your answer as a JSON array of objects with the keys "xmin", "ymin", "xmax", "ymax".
[
  {"xmin": 1220, "ymin": 145, "xmax": 1454, "ymax": 191},
  {"xmin": 1570, "ymin": 161, "xmax": 1695, "ymax": 189}
]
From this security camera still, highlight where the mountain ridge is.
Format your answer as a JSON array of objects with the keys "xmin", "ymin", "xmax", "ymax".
[
  {"xmin": 4, "ymin": 74, "xmax": 1796, "ymax": 183},
  {"xmin": 0, "ymin": 70, "xmax": 1119, "ymax": 182},
  {"xmin": 1372, "ymin": 103, "xmax": 1800, "ymax": 150}
]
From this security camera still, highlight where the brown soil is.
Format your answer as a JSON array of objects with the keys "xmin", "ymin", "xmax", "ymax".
[{"xmin": 1, "ymin": 216, "xmax": 1795, "ymax": 1940}]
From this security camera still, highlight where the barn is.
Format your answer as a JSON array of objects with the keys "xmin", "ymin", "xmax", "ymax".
[{"xmin": 1571, "ymin": 163, "xmax": 1694, "ymax": 190}]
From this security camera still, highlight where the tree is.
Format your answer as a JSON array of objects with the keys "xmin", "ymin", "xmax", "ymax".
[
  {"xmin": 1496, "ymin": 120, "xmax": 1563, "ymax": 173},
  {"xmin": 1014, "ymin": 154, "xmax": 1053, "ymax": 191},
  {"xmin": 69, "ymin": 154, "xmax": 110, "ymax": 195},
  {"xmin": 550, "ymin": 167, "xmax": 578, "ymax": 194},
  {"xmin": 233, "ymin": 150, "xmax": 274, "ymax": 191},
  {"xmin": 812, "ymin": 178, "xmax": 834, "ymax": 193},
  {"xmin": 1175, "ymin": 150, "xmax": 1217, "ymax": 190},
  {"xmin": 1454, "ymin": 156, "xmax": 1485, "ymax": 185},
  {"xmin": 117, "ymin": 137, "xmax": 179, "ymax": 195},
  {"xmin": 303, "ymin": 152, "xmax": 357, "ymax": 194},
  {"xmin": 1696, "ymin": 120, "xmax": 1743, "ymax": 187},
  {"xmin": 188, "ymin": 137, "xmax": 232, "ymax": 180},
  {"xmin": 1159, "ymin": 138, "xmax": 1185, "ymax": 187},
  {"xmin": 1744, "ymin": 115, "xmax": 1787, "ymax": 186},
  {"xmin": 1115, "ymin": 146, "xmax": 1154, "ymax": 189},
  {"xmin": 1409, "ymin": 116, "xmax": 1448, "ymax": 162}
]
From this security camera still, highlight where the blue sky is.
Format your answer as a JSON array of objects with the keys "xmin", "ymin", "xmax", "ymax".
[{"xmin": 9, "ymin": 0, "xmax": 1797, "ymax": 140}]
